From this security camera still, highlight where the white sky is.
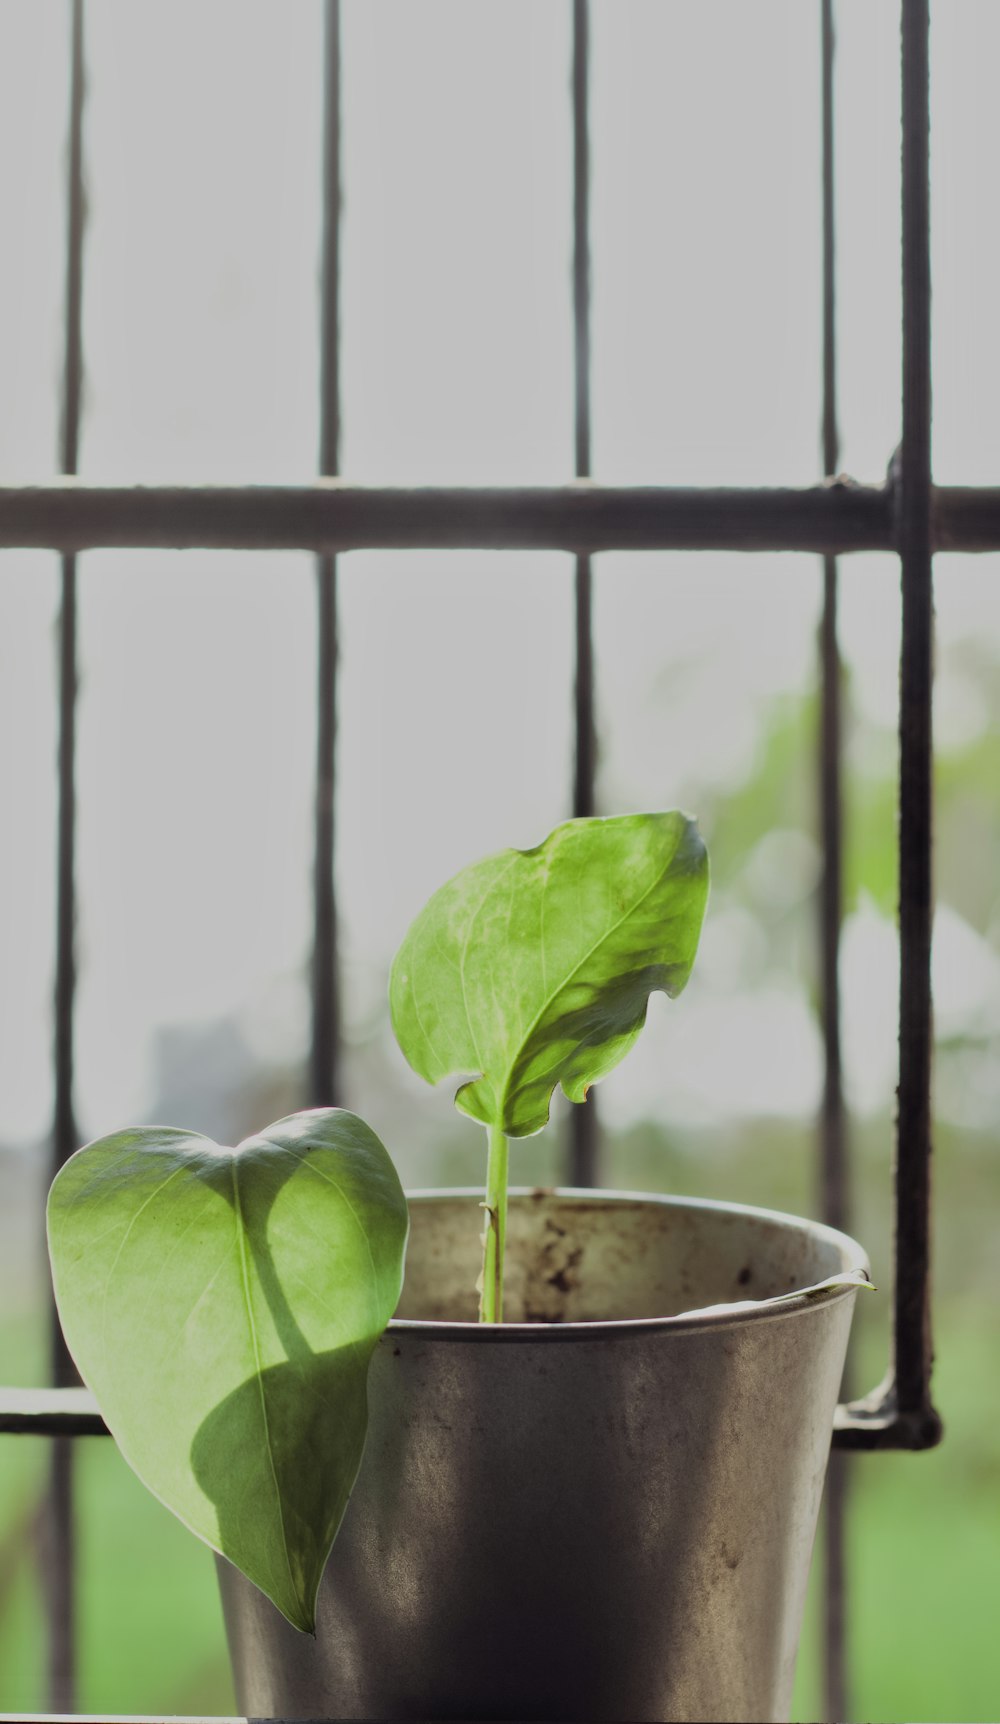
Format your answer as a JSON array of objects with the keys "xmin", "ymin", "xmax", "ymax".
[{"xmin": 1, "ymin": 2, "xmax": 998, "ymax": 1153}]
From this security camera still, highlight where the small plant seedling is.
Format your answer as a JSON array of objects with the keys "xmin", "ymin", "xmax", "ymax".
[
  {"xmin": 46, "ymin": 810, "xmax": 709, "ymax": 1633},
  {"xmin": 390, "ymin": 810, "xmax": 710, "ymax": 1320}
]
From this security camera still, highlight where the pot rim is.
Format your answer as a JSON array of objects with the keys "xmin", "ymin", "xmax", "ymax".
[{"xmin": 390, "ymin": 1186, "xmax": 871, "ymax": 1343}]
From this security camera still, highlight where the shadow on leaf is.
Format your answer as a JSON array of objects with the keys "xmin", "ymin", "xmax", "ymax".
[
  {"xmin": 190, "ymin": 1341, "xmax": 370, "ymax": 1633},
  {"xmin": 502, "ymin": 961, "xmax": 685, "ymax": 1128}
]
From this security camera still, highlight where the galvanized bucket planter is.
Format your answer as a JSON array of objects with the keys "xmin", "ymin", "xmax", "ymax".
[{"xmin": 218, "ymin": 1188, "xmax": 869, "ymax": 1724}]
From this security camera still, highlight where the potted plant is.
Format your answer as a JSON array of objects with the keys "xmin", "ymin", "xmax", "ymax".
[{"xmin": 48, "ymin": 812, "xmax": 870, "ymax": 1724}]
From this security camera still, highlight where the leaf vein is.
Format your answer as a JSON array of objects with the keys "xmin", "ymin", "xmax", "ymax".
[
  {"xmin": 231, "ymin": 1158, "xmax": 299, "ymax": 1616},
  {"xmin": 100, "ymin": 1162, "xmax": 189, "ymax": 1379},
  {"xmin": 458, "ymin": 854, "xmax": 519, "ymax": 1088},
  {"xmin": 258, "ymin": 1140, "xmax": 385, "ymax": 1326},
  {"xmin": 499, "ymin": 839, "xmax": 686, "ymax": 1120}
]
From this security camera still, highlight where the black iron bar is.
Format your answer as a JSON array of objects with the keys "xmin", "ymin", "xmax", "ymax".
[
  {"xmin": 0, "ymin": 478, "xmax": 899, "ymax": 553},
  {"xmin": 311, "ymin": 0, "xmax": 342, "ymax": 1109},
  {"xmin": 932, "ymin": 486, "xmax": 1000, "ymax": 550},
  {"xmin": 570, "ymin": 0, "xmax": 598, "ymax": 1186},
  {"xmin": 0, "ymin": 1380, "xmax": 935, "ymax": 1446},
  {"xmin": 52, "ymin": 567, "xmax": 78, "ymax": 1300},
  {"xmin": 831, "ymin": 0, "xmax": 942, "ymax": 1464},
  {"xmin": 4, "ymin": 478, "xmax": 999, "ymax": 553},
  {"xmin": 893, "ymin": 0, "xmax": 941, "ymax": 1444},
  {"xmin": 572, "ymin": 567, "xmax": 596, "ymax": 819},
  {"xmin": 817, "ymin": 3, "xmax": 850, "ymax": 1716},
  {"xmin": 818, "ymin": 556, "xmax": 847, "ymax": 1232},
  {"xmin": 572, "ymin": 0, "xmax": 591, "ymax": 492},
  {"xmin": 45, "ymin": 1, "xmax": 86, "ymax": 1712},
  {"xmin": 0, "ymin": 1390, "xmax": 104, "ymax": 1439},
  {"xmin": 833, "ymin": 1392, "xmax": 934, "ymax": 1449}
]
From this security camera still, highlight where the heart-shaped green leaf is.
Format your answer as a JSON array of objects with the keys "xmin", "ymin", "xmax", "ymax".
[
  {"xmin": 47, "ymin": 1107, "xmax": 408, "ymax": 1633},
  {"xmin": 390, "ymin": 812, "xmax": 709, "ymax": 1137}
]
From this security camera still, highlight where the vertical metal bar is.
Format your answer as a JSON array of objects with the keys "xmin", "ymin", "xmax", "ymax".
[
  {"xmin": 895, "ymin": 0, "xmax": 940, "ymax": 1442},
  {"xmin": 572, "ymin": 0, "xmax": 592, "ymax": 490},
  {"xmin": 570, "ymin": 0, "xmax": 598, "ymax": 1186},
  {"xmin": 311, "ymin": 0, "xmax": 342, "ymax": 1107},
  {"xmin": 45, "ymin": 1, "xmax": 86, "ymax": 1711},
  {"xmin": 52, "ymin": 546, "xmax": 79, "ymax": 1268},
  {"xmin": 817, "ymin": 4, "xmax": 851, "ymax": 1717}
]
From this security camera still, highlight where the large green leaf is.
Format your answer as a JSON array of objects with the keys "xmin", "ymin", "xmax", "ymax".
[
  {"xmin": 390, "ymin": 812, "xmax": 709, "ymax": 1137},
  {"xmin": 47, "ymin": 1108, "xmax": 408, "ymax": 1633}
]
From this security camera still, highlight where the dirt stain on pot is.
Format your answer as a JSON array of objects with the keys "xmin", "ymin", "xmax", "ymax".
[{"xmin": 518, "ymin": 1214, "xmax": 585, "ymax": 1323}]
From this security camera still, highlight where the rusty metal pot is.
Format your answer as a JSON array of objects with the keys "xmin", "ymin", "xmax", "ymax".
[{"xmin": 217, "ymin": 1187, "xmax": 868, "ymax": 1723}]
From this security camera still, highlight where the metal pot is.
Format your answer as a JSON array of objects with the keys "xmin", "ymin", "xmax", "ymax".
[{"xmin": 218, "ymin": 1187, "xmax": 868, "ymax": 1724}]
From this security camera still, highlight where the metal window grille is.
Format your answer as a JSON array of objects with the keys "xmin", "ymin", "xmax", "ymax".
[{"xmin": 2, "ymin": 0, "xmax": 981, "ymax": 1717}]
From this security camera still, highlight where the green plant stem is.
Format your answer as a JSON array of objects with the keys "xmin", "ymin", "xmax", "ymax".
[{"xmin": 479, "ymin": 1122, "xmax": 509, "ymax": 1323}]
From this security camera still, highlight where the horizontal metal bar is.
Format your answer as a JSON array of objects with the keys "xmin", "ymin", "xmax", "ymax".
[
  {"xmin": 833, "ymin": 1378, "xmax": 942, "ymax": 1451},
  {"xmin": 0, "ymin": 478, "xmax": 895, "ymax": 553},
  {"xmin": 1, "ymin": 1381, "xmax": 941, "ymax": 1449},
  {"xmin": 934, "ymin": 486, "xmax": 1000, "ymax": 551},
  {"xmin": 0, "ymin": 1388, "xmax": 105, "ymax": 1437},
  {"xmin": 1, "ymin": 479, "xmax": 996, "ymax": 556}
]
